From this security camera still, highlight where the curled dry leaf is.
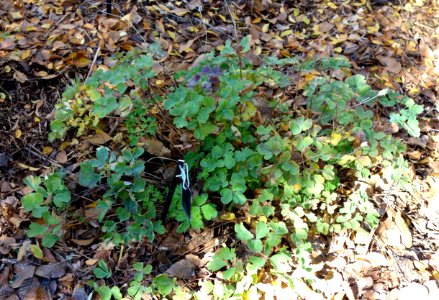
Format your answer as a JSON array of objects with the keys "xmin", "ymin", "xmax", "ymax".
[
  {"xmin": 10, "ymin": 264, "xmax": 35, "ymax": 289},
  {"xmin": 165, "ymin": 258, "xmax": 197, "ymax": 280},
  {"xmin": 35, "ymin": 262, "xmax": 67, "ymax": 279}
]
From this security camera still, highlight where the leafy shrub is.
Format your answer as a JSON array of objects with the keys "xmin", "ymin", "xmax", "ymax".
[
  {"xmin": 49, "ymin": 50, "xmax": 159, "ymax": 142},
  {"xmin": 164, "ymin": 41, "xmax": 423, "ymax": 272},
  {"xmin": 79, "ymin": 146, "xmax": 165, "ymax": 245},
  {"xmin": 44, "ymin": 38, "xmax": 423, "ymax": 298},
  {"xmin": 21, "ymin": 173, "xmax": 71, "ymax": 247}
]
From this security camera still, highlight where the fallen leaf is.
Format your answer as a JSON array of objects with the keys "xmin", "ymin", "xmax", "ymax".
[
  {"xmin": 35, "ymin": 262, "xmax": 67, "ymax": 279},
  {"xmin": 84, "ymin": 131, "xmax": 112, "ymax": 145},
  {"xmin": 10, "ymin": 263, "xmax": 35, "ymax": 288},
  {"xmin": 165, "ymin": 258, "xmax": 197, "ymax": 279},
  {"xmin": 377, "ymin": 56, "xmax": 402, "ymax": 73},
  {"xmin": 55, "ymin": 151, "xmax": 68, "ymax": 164},
  {"xmin": 13, "ymin": 70, "xmax": 28, "ymax": 83}
]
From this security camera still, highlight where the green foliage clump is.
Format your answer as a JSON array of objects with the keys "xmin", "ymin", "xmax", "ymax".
[
  {"xmin": 49, "ymin": 49, "xmax": 159, "ymax": 142},
  {"xmin": 164, "ymin": 41, "xmax": 423, "ymax": 274},
  {"xmin": 21, "ymin": 173, "xmax": 71, "ymax": 247},
  {"xmin": 41, "ymin": 38, "xmax": 424, "ymax": 298},
  {"xmin": 79, "ymin": 146, "xmax": 165, "ymax": 245}
]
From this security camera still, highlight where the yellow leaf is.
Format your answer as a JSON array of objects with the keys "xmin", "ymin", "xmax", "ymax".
[
  {"xmin": 218, "ymin": 14, "xmax": 226, "ymax": 22},
  {"xmin": 21, "ymin": 49, "xmax": 31, "ymax": 60},
  {"xmin": 281, "ymin": 30, "xmax": 293, "ymax": 37},
  {"xmin": 167, "ymin": 30, "xmax": 175, "ymax": 40},
  {"xmin": 220, "ymin": 212, "xmax": 236, "ymax": 221},
  {"xmin": 338, "ymin": 155, "xmax": 355, "ymax": 166},
  {"xmin": 367, "ymin": 23, "xmax": 380, "ymax": 34},
  {"xmin": 15, "ymin": 129, "xmax": 22, "ymax": 138},
  {"xmin": 358, "ymin": 156, "xmax": 372, "ymax": 167},
  {"xmin": 303, "ymin": 16, "xmax": 310, "ymax": 25},
  {"xmin": 293, "ymin": 8, "xmax": 300, "ymax": 16},
  {"xmin": 327, "ymin": 1, "xmax": 337, "ymax": 9},
  {"xmin": 304, "ymin": 73, "xmax": 315, "ymax": 82},
  {"xmin": 252, "ymin": 17, "xmax": 261, "ymax": 23},
  {"xmin": 262, "ymin": 23, "xmax": 270, "ymax": 33},
  {"xmin": 30, "ymin": 245, "xmax": 43, "ymax": 259},
  {"xmin": 330, "ymin": 132, "xmax": 343, "ymax": 146},
  {"xmin": 408, "ymin": 87, "xmax": 420, "ymax": 95},
  {"xmin": 334, "ymin": 47, "xmax": 343, "ymax": 53},
  {"xmin": 188, "ymin": 26, "xmax": 200, "ymax": 32},
  {"xmin": 42, "ymin": 146, "xmax": 53, "ymax": 155},
  {"xmin": 371, "ymin": 39, "xmax": 383, "ymax": 45},
  {"xmin": 17, "ymin": 163, "xmax": 39, "ymax": 171},
  {"xmin": 331, "ymin": 34, "xmax": 348, "ymax": 44}
]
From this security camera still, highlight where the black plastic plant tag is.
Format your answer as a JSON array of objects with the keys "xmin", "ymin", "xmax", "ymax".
[
  {"xmin": 160, "ymin": 160, "xmax": 192, "ymax": 223},
  {"xmin": 177, "ymin": 160, "xmax": 192, "ymax": 221}
]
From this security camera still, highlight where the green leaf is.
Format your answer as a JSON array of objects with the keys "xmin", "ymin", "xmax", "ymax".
[
  {"xmin": 290, "ymin": 117, "xmax": 313, "ymax": 135},
  {"xmin": 220, "ymin": 188, "xmax": 233, "ymax": 204},
  {"xmin": 97, "ymin": 286, "xmax": 112, "ymax": 300},
  {"xmin": 96, "ymin": 146, "xmax": 110, "ymax": 163},
  {"xmin": 235, "ymin": 223, "xmax": 253, "ymax": 241},
  {"xmin": 22, "ymin": 193, "xmax": 44, "ymax": 212},
  {"xmin": 45, "ymin": 174, "xmax": 62, "ymax": 193},
  {"xmin": 94, "ymin": 260, "xmax": 112, "ymax": 279},
  {"xmin": 256, "ymin": 221, "xmax": 269, "ymax": 239},
  {"xmin": 270, "ymin": 253, "xmax": 292, "ymax": 273},
  {"xmin": 133, "ymin": 262, "xmax": 143, "ymax": 272},
  {"xmin": 247, "ymin": 256, "xmax": 266, "ymax": 273},
  {"xmin": 248, "ymin": 239, "xmax": 263, "ymax": 253},
  {"xmin": 111, "ymin": 286, "xmax": 123, "ymax": 300},
  {"xmin": 53, "ymin": 191, "xmax": 71, "ymax": 207},
  {"xmin": 24, "ymin": 176, "xmax": 41, "ymax": 191},
  {"xmin": 79, "ymin": 161, "xmax": 101, "ymax": 188},
  {"xmin": 153, "ymin": 274, "xmax": 174, "ymax": 296},
  {"xmin": 207, "ymin": 258, "xmax": 227, "ymax": 272},
  {"xmin": 240, "ymin": 35, "xmax": 251, "ymax": 53},
  {"xmin": 30, "ymin": 244, "xmax": 44, "ymax": 259},
  {"xmin": 222, "ymin": 267, "xmax": 236, "ymax": 280},
  {"xmin": 201, "ymin": 203, "xmax": 218, "ymax": 220},
  {"xmin": 297, "ymin": 136, "xmax": 313, "ymax": 152},
  {"xmin": 27, "ymin": 222, "xmax": 48, "ymax": 237},
  {"xmin": 42, "ymin": 233, "xmax": 59, "ymax": 248}
]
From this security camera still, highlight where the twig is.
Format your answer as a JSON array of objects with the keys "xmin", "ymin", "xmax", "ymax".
[
  {"xmin": 44, "ymin": 13, "xmax": 70, "ymax": 39},
  {"xmin": 86, "ymin": 46, "xmax": 101, "ymax": 81}
]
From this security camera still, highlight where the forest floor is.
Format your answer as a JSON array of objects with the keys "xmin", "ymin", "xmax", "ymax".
[{"xmin": 0, "ymin": 0, "xmax": 438, "ymax": 299}]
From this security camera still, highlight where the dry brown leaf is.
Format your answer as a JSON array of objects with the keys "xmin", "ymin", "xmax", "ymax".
[
  {"xmin": 10, "ymin": 264, "xmax": 35, "ymax": 288},
  {"xmin": 55, "ymin": 151, "xmax": 68, "ymax": 164},
  {"xmin": 142, "ymin": 138, "xmax": 171, "ymax": 157},
  {"xmin": 396, "ymin": 283, "xmax": 429, "ymax": 300},
  {"xmin": 71, "ymin": 238, "xmax": 95, "ymax": 246},
  {"xmin": 376, "ymin": 56, "xmax": 402, "ymax": 74},
  {"xmin": 84, "ymin": 131, "xmax": 112, "ymax": 145},
  {"xmin": 0, "ymin": 235, "xmax": 16, "ymax": 254},
  {"xmin": 394, "ymin": 210, "xmax": 413, "ymax": 248},
  {"xmin": 13, "ymin": 70, "xmax": 29, "ymax": 83},
  {"xmin": 165, "ymin": 258, "xmax": 197, "ymax": 280},
  {"xmin": 24, "ymin": 287, "xmax": 50, "ymax": 300},
  {"xmin": 35, "ymin": 262, "xmax": 67, "ymax": 279}
]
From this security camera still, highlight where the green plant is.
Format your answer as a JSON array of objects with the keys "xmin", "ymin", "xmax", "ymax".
[
  {"xmin": 126, "ymin": 263, "xmax": 153, "ymax": 300},
  {"xmin": 168, "ymin": 191, "xmax": 218, "ymax": 232},
  {"xmin": 93, "ymin": 264, "xmax": 179, "ymax": 300},
  {"xmin": 49, "ymin": 49, "xmax": 159, "ymax": 142},
  {"xmin": 94, "ymin": 259, "xmax": 113, "ymax": 279},
  {"xmin": 78, "ymin": 146, "xmax": 166, "ymax": 245},
  {"xmin": 21, "ymin": 173, "xmax": 71, "ymax": 247},
  {"xmin": 164, "ymin": 42, "xmax": 423, "ymax": 273}
]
